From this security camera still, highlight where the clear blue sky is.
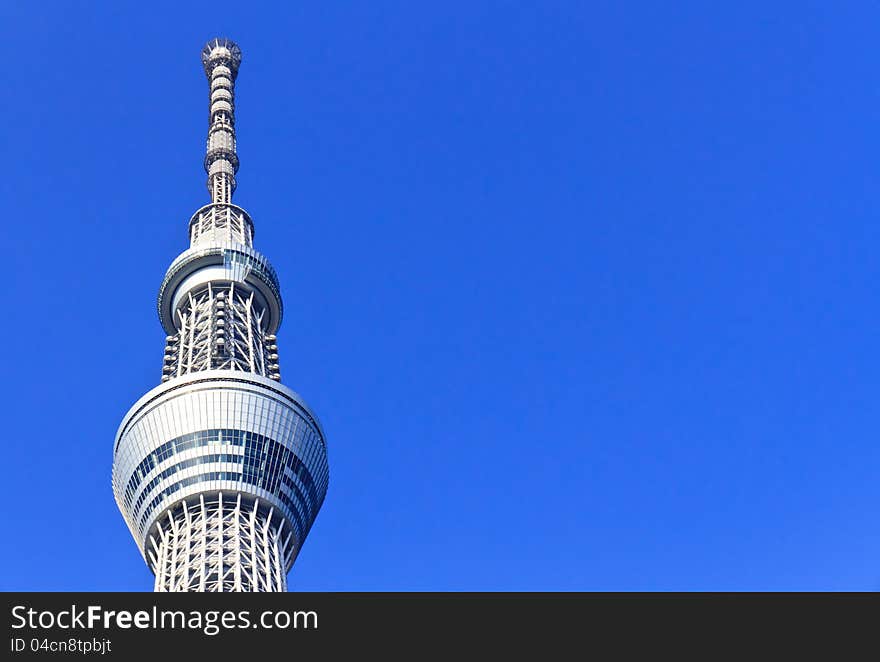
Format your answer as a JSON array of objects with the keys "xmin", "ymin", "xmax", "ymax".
[{"xmin": 2, "ymin": 1, "xmax": 879, "ymax": 591}]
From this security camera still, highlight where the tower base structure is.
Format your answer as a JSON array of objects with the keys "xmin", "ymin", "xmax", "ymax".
[{"xmin": 151, "ymin": 493, "xmax": 291, "ymax": 592}]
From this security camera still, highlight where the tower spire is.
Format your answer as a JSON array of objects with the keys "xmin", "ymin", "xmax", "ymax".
[
  {"xmin": 201, "ymin": 38, "xmax": 242, "ymax": 205},
  {"xmin": 188, "ymin": 39, "xmax": 254, "ymax": 247}
]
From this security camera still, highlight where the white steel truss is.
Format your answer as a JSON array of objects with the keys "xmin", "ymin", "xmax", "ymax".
[
  {"xmin": 161, "ymin": 282, "xmax": 281, "ymax": 381},
  {"xmin": 190, "ymin": 203, "xmax": 254, "ymax": 246},
  {"xmin": 150, "ymin": 493, "xmax": 294, "ymax": 592}
]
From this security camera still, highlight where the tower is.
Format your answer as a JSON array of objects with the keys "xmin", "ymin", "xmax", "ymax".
[{"xmin": 112, "ymin": 39, "xmax": 329, "ymax": 592}]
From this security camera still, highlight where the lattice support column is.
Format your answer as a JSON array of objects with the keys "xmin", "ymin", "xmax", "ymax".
[
  {"xmin": 150, "ymin": 493, "xmax": 291, "ymax": 592},
  {"xmin": 161, "ymin": 283, "xmax": 279, "ymax": 381}
]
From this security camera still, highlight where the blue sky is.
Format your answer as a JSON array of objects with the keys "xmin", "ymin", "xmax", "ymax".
[{"xmin": 2, "ymin": 1, "xmax": 880, "ymax": 590}]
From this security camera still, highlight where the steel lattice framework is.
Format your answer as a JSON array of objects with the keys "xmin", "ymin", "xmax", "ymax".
[
  {"xmin": 151, "ymin": 493, "xmax": 293, "ymax": 592},
  {"xmin": 112, "ymin": 39, "xmax": 329, "ymax": 592},
  {"xmin": 165, "ymin": 283, "xmax": 274, "ymax": 378}
]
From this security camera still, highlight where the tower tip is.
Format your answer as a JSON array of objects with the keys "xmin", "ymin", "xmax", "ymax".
[{"xmin": 201, "ymin": 38, "xmax": 242, "ymax": 77}]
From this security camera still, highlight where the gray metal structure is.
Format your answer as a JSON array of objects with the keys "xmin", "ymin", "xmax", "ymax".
[{"xmin": 112, "ymin": 39, "xmax": 329, "ymax": 592}]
